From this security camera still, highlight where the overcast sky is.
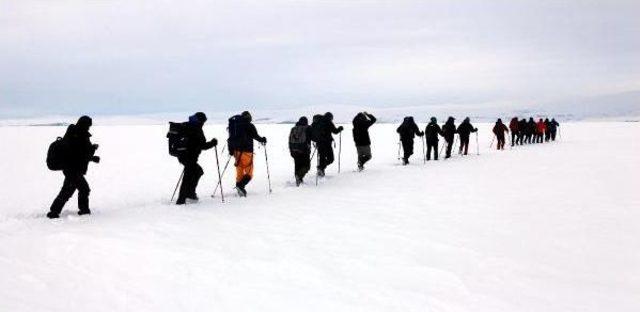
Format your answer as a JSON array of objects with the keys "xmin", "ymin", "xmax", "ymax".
[{"xmin": 1, "ymin": 0, "xmax": 638, "ymax": 118}]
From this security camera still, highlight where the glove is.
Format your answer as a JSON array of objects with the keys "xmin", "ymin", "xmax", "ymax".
[
  {"xmin": 338, "ymin": 126, "xmax": 344, "ymax": 132},
  {"xmin": 210, "ymin": 138, "xmax": 218, "ymax": 146},
  {"xmin": 260, "ymin": 137, "xmax": 267, "ymax": 144},
  {"xmin": 92, "ymin": 144, "xmax": 99, "ymax": 150},
  {"xmin": 91, "ymin": 156, "xmax": 101, "ymax": 163}
]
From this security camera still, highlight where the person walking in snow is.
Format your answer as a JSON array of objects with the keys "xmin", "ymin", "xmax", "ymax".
[
  {"xmin": 536, "ymin": 118, "xmax": 546, "ymax": 143},
  {"xmin": 518, "ymin": 118, "xmax": 528, "ymax": 144},
  {"xmin": 227, "ymin": 111, "xmax": 267, "ymax": 197},
  {"xmin": 509, "ymin": 117, "xmax": 519, "ymax": 146},
  {"xmin": 527, "ymin": 117, "xmax": 536, "ymax": 144},
  {"xmin": 548, "ymin": 118, "xmax": 560, "ymax": 141},
  {"xmin": 424, "ymin": 117, "xmax": 443, "ymax": 161},
  {"xmin": 492, "ymin": 118, "xmax": 509, "ymax": 150},
  {"xmin": 174, "ymin": 112, "xmax": 218, "ymax": 205},
  {"xmin": 289, "ymin": 116, "xmax": 312, "ymax": 186},
  {"xmin": 47, "ymin": 116, "xmax": 100, "ymax": 218},
  {"xmin": 396, "ymin": 116, "xmax": 423, "ymax": 165},
  {"xmin": 310, "ymin": 112, "xmax": 343, "ymax": 177},
  {"xmin": 544, "ymin": 118, "xmax": 551, "ymax": 142},
  {"xmin": 441, "ymin": 116, "xmax": 457, "ymax": 159},
  {"xmin": 456, "ymin": 117, "xmax": 478, "ymax": 156},
  {"xmin": 352, "ymin": 112, "xmax": 377, "ymax": 171}
]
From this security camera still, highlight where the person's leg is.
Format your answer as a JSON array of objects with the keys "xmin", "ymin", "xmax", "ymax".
[
  {"xmin": 300, "ymin": 153, "xmax": 311, "ymax": 180},
  {"xmin": 237, "ymin": 152, "xmax": 254, "ymax": 188},
  {"xmin": 464, "ymin": 138, "xmax": 469, "ymax": 155},
  {"xmin": 189, "ymin": 163, "xmax": 204, "ymax": 198},
  {"xmin": 177, "ymin": 162, "xmax": 195, "ymax": 204},
  {"xmin": 426, "ymin": 142, "xmax": 432, "ymax": 161},
  {"xmin": 445, "ymin": 139, "xmax": 452, "ymax": 158},
  {"xmin": 76, "ymin": 175, "xmax": 91, "ymax": 214},
  {"xmin": 433, "ymin": 141, "xmax": 439, "ymax": 160},
  {"xmin": 317, "ymin": 143, "xmax": 328, "ymax": 170},
  {"xmin": 48, "ymin": 173, "xmax": 78, "ymax": 217}
]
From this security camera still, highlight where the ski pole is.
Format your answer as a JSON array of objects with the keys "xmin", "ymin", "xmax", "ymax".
[
  {"xmin": 315, "ymin": 147, "xmax": 319, "ymax": 186},
  {"xmin": 475, "ymin": 132, "xmax": 480, "ymax": 155},
  {"xmin": 489, "ymin": 134, "xmax": 495, "ymax": 148},
  {"xmin": 214, "ymin": 145, "xmax": 225, "ymax": 203},
  {"xmin": 171, "ymin": 169, "xmax": 185, "ymax": 203},
  {"xmin": 310, "ymin": 144, "xmax": 317, "ymax": 162},
  {"xmin": 212, "ymin": 153, "xmax": 232, "ymax": 197},
  {"xmin": 397, "ymin": 141, "xmax": 401, "ymax": 160},
  {"xmin": 337, "ymin": 132, "xmax": 342, "ymax": 173},
  {"xmin": 263, "ymin": 143, "xmax": 272, "ymax": 194},
  {"xmin": 422, "ymin": 136, "xmax": 426, "ymax": 164}
]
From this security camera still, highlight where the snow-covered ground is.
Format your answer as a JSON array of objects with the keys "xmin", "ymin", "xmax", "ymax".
[{"xmin": 0, "ymin": 121, "xmax": 639, "ymax": 311}]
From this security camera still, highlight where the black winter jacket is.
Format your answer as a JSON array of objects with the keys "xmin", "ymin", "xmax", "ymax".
[
  {"xmin": 62, "ymin": 124, "xmax": 97, "ymax": 175},
  {"xmin": 352, "ymin": 113, "xmax": 376, "ymax": 146},
  {"xmin": 396, "ymin": 117, "xmax": 423, "ymax": 141},
  {"xmin": 179, "ymin": 121, "xmax": 216, "ymax": 164}
]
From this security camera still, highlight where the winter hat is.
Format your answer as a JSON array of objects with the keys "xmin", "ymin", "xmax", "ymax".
[
  {"xmin": 430, "ymin": 117, "xmax": 437, "ymax": 123},
  {"xmin": 297, "ymin": 116, "xmax": 308, "ymax": 126},
  {"xmin": 464, "ymin": 117, "xmax": 470, "ymax": 122}
]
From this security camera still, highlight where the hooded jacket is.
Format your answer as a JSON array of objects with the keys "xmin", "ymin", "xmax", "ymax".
[{"xmin": 352, "ymin": 113, "xmax": 377, "ymax": 146}]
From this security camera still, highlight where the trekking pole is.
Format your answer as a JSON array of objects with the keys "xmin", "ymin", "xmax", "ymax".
[
  {"xmin": 337, "ymin": 132, "xmax": 342, "ymax": 173},
  {"xmin": 439, "ymin": 140, "xmax": 445, "ymax": 156},
  {"xmin": 489, "ymin": 135, "xmax": 495, "ymax": 148},
  {"xmin": 315, "ymin": 148, "xmax": 319, "ymax": 186},
  {"xmin": 453, "ymin": 135, "xmax": 458, "ymax": 155},
  {"xmin": 212, "ymin": 153, "xmax": 232, "ymax": 197},
  {"xmin": 397, "ymin": 141, "xmax": 401, "ymax": 160},
  {"xmin": 171, "ymin": 169, "xmax": 185, "ymax": 203},
  {"xmin": 475, "ymin": 132, "xmax": 480, "ymax": 155},
  {"xmin": 310, "ymin": 144, "xmax": 317, "ymax": 162},
  {"xmin": 263, "ymin": 143, "xmax": 272, "ymax": 194},
  {"xmin": 214, "ymin": 145, "xmax": 225, "ymax": 203},
  {"xmin": 422, "ymin": 136, "xmax": 426, "ymax": 164}
]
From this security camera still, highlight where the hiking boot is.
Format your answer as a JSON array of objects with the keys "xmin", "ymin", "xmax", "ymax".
[
  {"xmin": 357, "ymin": 163, "xmax": 364, "ymax": 171},
  {"xmin": 236, "ymin": 186, "xmax": 247, "ymax": 197},
  {"xmin": 187, "ymin": 194, "xmax": 199, "ymax": 201},
  {"xmin": 317, "ymin": 169, "xmax": 325, "ymax": 177},
  {"xmin": 46, "ymin": 212, "xmax": 60, "ymax": 219},
  {"xmin": 78, "ymin": 209, "xmax": 91, "ymax": 216},
  {"xmin": 176, "ymin": 198, "xmax": 186, "ymax": 205},
  {"xmin": 295, "ymin": 175, "xmax": 302, "ymax": 186}
]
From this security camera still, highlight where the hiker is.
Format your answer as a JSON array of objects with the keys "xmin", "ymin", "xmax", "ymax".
[
  {"xmin": 509, "ymin": 117, "xmax": 519, "ymax": 146},
  {"xmin": 169, "ymin": 112, "xmax": 218, "ymax": 205},
  {"xmin": 424, "ymin": 117, "xmax": 443, "ymax": 160},
  {"xmin": 518, "ymin": 118, "xmax": 528, "ymax": 144},
  {"xmin": 544, "ymin": 118, "xmax": 551, "ymax": 142},
  {"xmin": 456, "ymin": 117, "xmax": 478, "ymax": 155},
  {"xmin": 492, "ymin": 118, "xmax": 509, "ymax": 150},
  {"xmin": 536, "ymin": 118, "xmax": 546, "ymax": 143},
  {"xmin": 441, "ymin": 117, "xmax": 457, "ymax": 158},
  {"xmin": 396, "ymin": 116, "xmax": 423, "ymax": 165},
  {"xmin": 227, "ymin": 111, "xmax": 267, "ymax": 197},
  {"xmin": 352, "ymin": 112, "xmax": 377, "ymax": 171},
  {"xmin": 527, "ymin": 118, "xmax": 536, "ymax": 144},
  {"xmin": 310, "ymin": 112, "xmax": 343, "ymax": 177},
  {"xmin": 47, "ymin": 116, "xmax": 100, "ymax": 218},
  {"xmin": 289, "ymin": 116, "xmax": 312, "ymax": 186},
  {"xmin": 549, "ymin": 118, "xmax": 560, "ymax": 141}
]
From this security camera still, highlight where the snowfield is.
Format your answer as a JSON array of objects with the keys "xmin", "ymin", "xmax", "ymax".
[{"xmin": 0, "ymin": 121, "xmax": 639, "ymax": 311}]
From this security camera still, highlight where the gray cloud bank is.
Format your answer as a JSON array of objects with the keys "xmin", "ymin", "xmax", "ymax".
[{"xmin": 1, "ymin": 0, "xmax": 639, "ymax": 118}]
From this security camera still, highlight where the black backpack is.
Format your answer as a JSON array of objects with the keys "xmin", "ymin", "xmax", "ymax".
[
  {"xmin": 289, "ymin": 125, "xmax": 309, "ymax": 153},
  {"xmin": 46, "ymin": 137, "xmax": 69, "ymax": 171},
  {"xmin": 310, "ymin": 114, "xmax": 325, "ymax": 142},
  {"xmin": 166, "ymin": 122, "xmax": 189, "ymax": 157},
  {"xmin": 227, "ymin": 115, "xmax": 246, "ymax": 155}
]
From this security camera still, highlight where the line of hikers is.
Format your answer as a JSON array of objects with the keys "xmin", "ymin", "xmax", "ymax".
[{"xmin": 44, "ymin": 112, "xmax": 558, "ymax": 218}]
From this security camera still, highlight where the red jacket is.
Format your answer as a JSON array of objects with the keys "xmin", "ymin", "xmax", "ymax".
[
  {"xmin": 536, "ymin": 120, "xmax": 546, "ymax": 133},
  {"xmin": 509, "ymin": 118, "xmax": 519, "ymax": 131}
]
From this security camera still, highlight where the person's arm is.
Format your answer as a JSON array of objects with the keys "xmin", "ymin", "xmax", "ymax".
[
  {"xmin": 330, "ymin": 121, "xmax": 343, "ymax": 134},
  {"xmin": 366, "ymin": 113, "xmax": 377, "ymax": 125},
  {"xmin": 249, "ymin": 124, "xmax": 267, "ymax": 143}
]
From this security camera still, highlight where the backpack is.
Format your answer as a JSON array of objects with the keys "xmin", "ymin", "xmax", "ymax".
[
  {"xmin": 46, "ymin": 137, "xmax": 69, "ymax": 171},
  {"xmin": 166, "ymin": 122, "xmax": 189, "ymax": 157},
  {"xmin": 289, "ymin": 125, "xmax": 308, "ymax": 153},
  {"xmin": 227, "ymin": 115, "xmax": 244, "ymax": 155},
  {"xmin": 310, "ymin": 114, "xmax": 325, "ymax": 142}
]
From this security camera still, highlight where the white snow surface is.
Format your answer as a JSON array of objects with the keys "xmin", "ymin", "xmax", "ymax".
[{"xmin": 0, "ymin": 122, "xmax": 639, "ymax": 311}]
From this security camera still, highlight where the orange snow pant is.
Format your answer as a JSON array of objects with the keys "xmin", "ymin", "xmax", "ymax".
[{"xmin": 234, "ymin": 151, "xmax": 254, "ymax": 184}]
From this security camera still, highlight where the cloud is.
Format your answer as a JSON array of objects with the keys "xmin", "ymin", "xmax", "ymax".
[{"xmin": 1, "ymin": 0, "xmax": 639, "ymax": 117}]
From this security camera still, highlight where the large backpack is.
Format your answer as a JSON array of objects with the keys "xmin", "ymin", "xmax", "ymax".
[
  {"xmin": 289, "ymin": 125, "xmax": 309, "ymax": 153},
  {"xmin": 226, "ymin": 115, "xmax": 243, "ymax": 155},
  {"xmin": 46, "ymin": 137, "xmax": 69, "ymax": 171},
  {"xmin": 310, "ymin": 114, "xmax": 325, "ymax": 142},
  {"xmin": 166, "ymin": 122, "xmax": 189, "ymax": 157}
]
